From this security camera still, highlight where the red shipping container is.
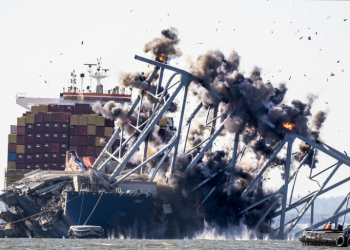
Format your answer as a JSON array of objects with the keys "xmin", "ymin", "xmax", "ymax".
[
  {"xmin": 33, "ymin": 133, "xmax": 42, "ymax": 143},
  {"xmin": 60, "ymin": 133, "xmax": 68, "ymax": 143},
  {"xmin": 59, "ymin": 153, "xmax": 66, "ymax": 163},
  {"xmin": 52, "ymin": 133, "xmax": 59, "ymax": 142},
  {"xmin": 43, "ymin": 123, "xmax": 52, "ymax": 132},
  {"xmin": 34, "ymin": 114, "xmax": 44, "ymax": 123},
  {"xmin": 16, "ymin": 163, "xmax": 24, "ymax": 169},
  {"xmin": 24, "ymin": 154, "xmax": 33, "ymax": 164},
  {"xmin": 83, "ymin": 104, "xmax": 93, "ymax": 114},
  {"xmin": 42, "ymin": 153, "xmax": 50, "ymax": 163},
  {"xmin": 78, "ymin": 126, "xmax": 87, "ymax": 136},
  {"xmin": 41, "ymin": 163, "xmax": 50, "ymax": 170},
  {"xmin": 86, "ymin": 135, "xmax": 95, "ymax": 145},
  {"xmin": 51, "ymin": 143, "xmax": 59, "ymax": 152},
  {"xmin": 96, "ymin": 127, "xmax": 104, "ymax": 136},
  {"xmin": 52, "ymin": 123, "xmax": 60, "ymax": 132},
  {"xmin": 56, "ymin": 105, "xmax": 65, "ymax": 112},
  {"xmin": 24, "ymin": 164, "xmax": 33, "ymax": 170},
  {"xmin": 51, "ymin": 113, "xmax": 60, "ymax": 123},
  {"xmin": 8, "ymin": 144, "xmax": 16, "ymax": 153},
  {"xmin": 58, "ymin": 164, "xmax": 65, "ymax": 170},
  {"xmin": 69, "ymin": 145, "xmax": 78, "ymax": 152},
  {"xmin": 25, "ymin": 144, "xmax": 33, "ymax": 154},
  {"xmin": 64, "ymin": 105, "xmax": 74, "ymax": 114},
  {"xmin": 59, "ymin": 113, "xmax": 69, "ymax": 123},
  {"xmin": 60, "ymin": 143, "xmax": 68, "ymax": 153},
  {"xmin": 113, "ymin": 139, "xmax": 121, "ymax": 147},
  {"xmin": 25, "ymin": 124, "xmax": 34, "ymax": 133},
  {"xmin": 33, "ymin": 153, "xmax": 42, "ymax": 163},
  {"xmin": 60, "ymin": 123, "xmax": 69, "ymax": 133},
  {"xmin": 17, "ymin": 135, "xmax": 25, "ymax": 144},
  {"xmin": 77, "ymin": 146, "xmax": 86, "ymax": 156},
  {"xmin": 86, "ymin": 146, "xmax": 94, "ymax": 156},
  {"xmin": 50, "ymin": 153, "xmax": 59, "ymax": 163},
  {"xmin": 94, "ymin": 147, "xmax": 103, "ymax": 157},
  {"xmin": 70, "ymin": 136, "xmax": 78, "ymax": 146},
  {"xmin": 17, "ymin": 126, "xmax": 25, "ymax": 135},
  {"xmin": 105, "ymin": 118, "xmax": 114, "ymax": 127},
  {"xmin": 44, "ymin": 113, "xmax": 52, "ymax": 122},
  {"xmin": 16, "ymin": 153, "xmax": 24, "ymax": 163},
  {"xmin": 70, "ymin": 125, "xmax": 78, "ymax": 135},
  {"xmin": 33, "ymin": 164, "xmax": 41, "ymax": 169},
  {"xmin": 42, "ymin": 143, "xmax": 51, "ymax": 153},
  {"xmin": 50, "ymin": 163, "xmax": 59, "ymax": 170},
  {"xmin": 43, "ymin": 133, "xmax": 52, "ymax": 143},
  {"xmin": 34, "ymin": 123, "xmax": 43, "ymax": 133},
  {"xmin": 78, "ymin": 136, "xmax": 87, "ymax": 146},
  {"xmin": 48, "ymin": 104, "xmax": 57, "ymax": 112},
  {"xmin": 33, "ymin": 144, "xmax": 42, "ymax": 153},
  {"xmin": 74, "ymin": 103, "xmax": 83, "ymax": 114}
]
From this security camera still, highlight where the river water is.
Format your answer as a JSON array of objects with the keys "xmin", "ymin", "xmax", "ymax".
[{"xmin": 0, "ymin": 238, "xmax": 333, "ymax": 249}]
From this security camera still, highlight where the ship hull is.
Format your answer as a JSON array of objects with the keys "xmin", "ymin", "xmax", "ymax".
[{"xmin": 14, "ymin": 191, "xmax": 163, "ymax": 238}]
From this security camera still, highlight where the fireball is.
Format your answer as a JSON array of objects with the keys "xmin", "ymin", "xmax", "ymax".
[{"xmin": 283, "ymin": 122, "xmax": 294, "ymax": 130}]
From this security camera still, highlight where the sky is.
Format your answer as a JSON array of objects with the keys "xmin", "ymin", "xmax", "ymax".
[{"xmin": 0, "ymin": 0, "xmax": 349, "ymax": 200}]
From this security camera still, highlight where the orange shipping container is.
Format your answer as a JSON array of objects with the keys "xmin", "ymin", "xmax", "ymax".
[{"xmin": 83, "ymin": 156, "xmax": 95, "ymax": 169}]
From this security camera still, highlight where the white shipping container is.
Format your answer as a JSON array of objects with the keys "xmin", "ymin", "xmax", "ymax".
[{"xmin": 10, "ymin": 125, "xmax": 17, "ymax": 134}]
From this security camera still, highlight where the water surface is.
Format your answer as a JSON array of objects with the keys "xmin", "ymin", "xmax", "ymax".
[{"xmin": 0, "ymin": 239, "xmax": 332, "ymax": 249}]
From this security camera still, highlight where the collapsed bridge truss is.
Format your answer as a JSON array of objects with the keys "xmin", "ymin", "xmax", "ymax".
[{"xmin": 90, "ymin": 55, "xmax": 350, "ymax": 239}]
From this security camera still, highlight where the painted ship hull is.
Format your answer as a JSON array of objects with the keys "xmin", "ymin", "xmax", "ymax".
[{"xmin": 13, "ymin": 191, "xmax": 162, "ymax": 238}]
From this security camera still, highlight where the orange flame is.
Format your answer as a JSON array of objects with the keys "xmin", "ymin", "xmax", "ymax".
[
  {"xmin": 158, "ymin": 56, "xmax": 164, "ymax": 62},
  {"xmin": 283, "ymin": 122, "xmax": 294, "ymax": 130}
]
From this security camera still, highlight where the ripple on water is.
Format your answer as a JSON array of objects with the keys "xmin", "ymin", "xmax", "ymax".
[{"xmin": 0, "ymin": 238, "xmax": 337, "ymax": 250}]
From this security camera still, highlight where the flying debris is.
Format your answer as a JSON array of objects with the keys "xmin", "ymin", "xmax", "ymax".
[
  {"xmin": 81, "ymin": 41, "xmax": 83, "ymax": 45},
  {"xmin": 308, "ymin": 37, "xmax": 311, "ymax": 40},
  {"xmin": 130, "ymin": 9, "xmax": 133, "ymax": 12},
  {"xmin": 289, "ymin": 76, "xmax": 291, "ymax": 80},
  {"xmin": 330, "ymin": 73, "xmax": 335, "ymax": 76},
  {"xmin": 344, "ymin": 19, "xmax": 347, "ymax": 21},
  {"xmin": 50, "ymin": 61, "xmax": 52, "ymax": 63},
  {"xmin": 300, "ymin": 36, "xmax": 303, "ymax": 40}
]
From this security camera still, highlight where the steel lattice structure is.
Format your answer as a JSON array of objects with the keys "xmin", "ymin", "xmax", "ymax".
[{"xmin": 90, "ymin": 55, "xmax": 350, "ymax": 239}]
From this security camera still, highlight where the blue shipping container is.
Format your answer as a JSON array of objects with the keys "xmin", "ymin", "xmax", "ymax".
[{"xmin": 8, "ymin": 152, "xmax": 16, "ymax": 162}]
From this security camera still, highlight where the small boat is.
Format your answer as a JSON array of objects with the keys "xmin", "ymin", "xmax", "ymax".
[{"xmin": 68, "ymin": 225, "xmax": 104, "ymax": 239}]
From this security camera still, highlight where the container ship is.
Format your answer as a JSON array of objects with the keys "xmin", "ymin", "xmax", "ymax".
[{"xmin": 0, "ymin": 59, "xmax": 174, "ymax": 238}]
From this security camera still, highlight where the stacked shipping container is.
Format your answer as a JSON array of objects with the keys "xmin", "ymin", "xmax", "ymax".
[{"xmin": 7, "ymin": 103, "xmax": 115, "ymax": 178}]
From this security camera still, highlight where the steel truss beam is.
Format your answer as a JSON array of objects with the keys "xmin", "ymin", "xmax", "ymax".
[
  {"xmin": 89, "ymin": 55, "xmax": 350, "ymax": 240},
  {"xmin": 93, "ymin": 55, "xmax": 228, "ymax": 186},
  {"xmin": 239, "ymin": 129, "xmax": 350, "ymax": 238}
]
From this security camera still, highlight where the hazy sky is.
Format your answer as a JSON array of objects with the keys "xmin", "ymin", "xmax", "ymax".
[{"xmin": 0, "ymin": 1, "xmax": 349, "ymax": 199}]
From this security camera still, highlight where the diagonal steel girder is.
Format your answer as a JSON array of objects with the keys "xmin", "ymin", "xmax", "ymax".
[
  {"xmin": 272, "ymin": 176, "xmax": 350, "ymax": 218},
  {"xmin": 108, "ymin": 79, "xmax": 186, "ymax": 181},
  {"xmin": 285, "ymin": 161, "xmax": 343, "ymax": 234}
]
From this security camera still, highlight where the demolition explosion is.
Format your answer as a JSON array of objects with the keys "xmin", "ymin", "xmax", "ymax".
[{"xmin": 1, "ymin": 27, "xmax": 350, "ymax": 240}]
